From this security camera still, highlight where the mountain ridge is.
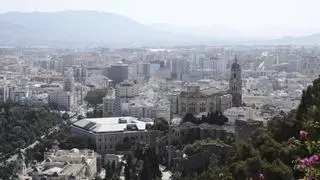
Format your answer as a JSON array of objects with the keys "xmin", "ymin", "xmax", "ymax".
[{"xmin": 0, "ymin": 11, "xmax": 320, "ymax": 46}]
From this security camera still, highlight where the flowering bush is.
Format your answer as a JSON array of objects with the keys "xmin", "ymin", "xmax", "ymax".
[{"xmin": 289, "ymin": 130, "xmax": 320, "ymax": 179}]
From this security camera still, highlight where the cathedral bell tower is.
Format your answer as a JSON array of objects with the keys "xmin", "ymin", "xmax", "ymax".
[{"xmin": 229, "ymin": 56, "xmax": 242, "ymax": 107}]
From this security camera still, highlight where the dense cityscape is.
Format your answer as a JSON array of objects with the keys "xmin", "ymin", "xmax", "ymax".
[
  {"xmin": 1, "ymin": 1, "xmax": 320, "ymax": 180},
  {"xmin": 0, "ymin": 44, "xmax": 318, "ymax": 179}
]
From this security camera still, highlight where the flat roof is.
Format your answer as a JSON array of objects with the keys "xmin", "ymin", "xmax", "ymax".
[{"xmin": 73, "ymin": 116, "xmax": 153, "ymax": 133}]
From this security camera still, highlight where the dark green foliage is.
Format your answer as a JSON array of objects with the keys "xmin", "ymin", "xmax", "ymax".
[
  {"xmin": 268, "ymin": 110, "xmax": 301, "ymax": 142},
  {"xmin": 84, "ymin": 88, "xmax": 108, "ymax": 106},
  {"xmin": 0, "ymin": 103, "xmax": 62, "ymax": 156},
  {"xmin": 86, "ymin": 107, "xmax": 103, "ymax": 118},
  {"xmin": 183, "ymin": 139, "xmax": 223, "ymax": 156},
  {"xmin": 153, "ymin": 117, "xmax": 169, "ymax": 133},
  {"xmin": 139, "ymin": 147, "xmax": 162, "ymax": 180},
  {"xmin": 231, "ymin": 156, "xmax": 293, "ymax": 180},
  {"xmin": 183, "ymin": 112, "xmax": 228, "ymax": 126},
  {"xmin": 124, "ymin": 146, "xmax": 161, "ymax": 180},
  {"xmin": 0, "ymin": 162, "xmax": 15, "ymax": 179},
  {"xmin": 297, "ymin": 76, "xmax": 320, "ymax": 140},
  {"xmin": 194, "ymin": 155, "xmax": 233, "ymax": 180},
  {"xmin": 202, "ymin": 111, "xmax": 228, "ymax": 126},
  {"xmin": 182, "ymin": 113, "xmax": 198, "ymax": 124}
]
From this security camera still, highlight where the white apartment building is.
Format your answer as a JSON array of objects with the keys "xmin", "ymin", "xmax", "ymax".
[
  {"xmin": 48, "ymin": 91, "xmax": 74, "ymax": 110},
  {"xmin": 103, "ymin": 92, "xmax": 116, "ymax": 117},
  {"xmin": 116, "ymin": 80, "xmax": 139, "ymax": 98}
]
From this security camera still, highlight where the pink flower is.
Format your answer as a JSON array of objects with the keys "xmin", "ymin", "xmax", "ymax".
[
  {"xmin": 259, "ymin": 173, "xmax": 264, "ymax": 180},
  {"xmin": 300, "ymin": 157, "xmax": 310, "ymax": 165},
  {"xmin": 307, "ymin": 176, "xmax": 314, "ymax": 180},
  {"xmin": 308, "ymin": 155, "xmax": 319, "ymax": 165},
  {"xmin": 300, "ymin": 130, "xmax": 308, "ymax": 140}
]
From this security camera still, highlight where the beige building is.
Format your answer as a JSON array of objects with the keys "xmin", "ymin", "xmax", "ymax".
[
  {"xmin": 177, "ymin": 85, "xmax": 232, "ymax": 116},
  {"xmin": 71, "ymin": 117, "xmax": 159, "ymax": 154},
  {"xmin": 15, "ymin": 148, "xmax": 97, "ymax": 180}
]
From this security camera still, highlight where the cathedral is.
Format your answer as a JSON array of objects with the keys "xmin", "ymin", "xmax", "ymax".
[
  {"xmin": 173, "ymin": 56, "xmax": 242, "ymax": 116},
  {"xmin": 228, "ymin": 56, "xmax": 242, "ymax": 107}
]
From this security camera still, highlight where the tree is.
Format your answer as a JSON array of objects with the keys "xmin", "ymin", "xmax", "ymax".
[
  {"xmin": 140, "ymin": 147, "xmax": 161, "ymax": 180},
  {"xmin": 268, "ymin": 110, "xmax": 301, "ymax": 142},
  {"xmin": 86, "ymin": 108, "xmax": 103, "ymax": 118},
  {"xmin": 124, "ymin": 154, "xmax": 133, "ymax": 180},
  {"xmin": 84, "ymin": 88, "xmax": 108, "ymax": 106},
  {"xmin": 105, "ymin": 162, "xmax": 113, "ymax": 179},
  {"xmin": 153, "ymin": 117, "xmax": 169, "ymax": 133},
  {"xmin": 183, "ymin": 113, "xmax": 199, "ymax": 124},
  {"xmin": 0, "ymin": 103, "xmax": 63, "ymax": 157}
]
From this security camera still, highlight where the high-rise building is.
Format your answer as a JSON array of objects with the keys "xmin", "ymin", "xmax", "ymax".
[
  {"xmin": 137, "ymin": 63, "xmax": 151, "ymax": 78},
  {"xmin": 63, "ymin": 76, "xmax": 74, "ymax": 92},
  {"xmin": 229, "ymin": 56, "xmax": 242, "ymax": 107},
  {"xmin": 169, "ymin": 59, "xmax": 190, "ymax": 80},
  {"xmin": 116, "ymin": 80, "xmax": 139, "ymax": 98},
  {"xmin": 74, "ymin": 66, "xmax": 87, "ymax": 83},
  {"xmin": 107, "ymin": 62, "xmax": 129, "ymax": 84},
  {"xmin": 0, "ymin": 85, "xmax": 9, "ymax": 103},
  {"xmin": 103, "ymin": 91, "xmax": 116, "ymax": 117}
]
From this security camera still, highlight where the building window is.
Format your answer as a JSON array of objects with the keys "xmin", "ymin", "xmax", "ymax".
[
  {"xmin": 188, "ymin": 103, "xmax": 193, "ymax": 112},
  {"xmin": 181, "ymin": 103, "xmax": 186, "ymax": 112},
  {"xmin": 234, "ymin": 73, "xmax": 236, "ymax": 79},
  {"xmin": 209, "ymin": 102, "xmax": 214, "ymax": 112},
  {"xmin": 200, "ymin": 103, "xmax": 206, "ymax": 112},
  {"xmin": 192, "ymin": 103, "xmax": 196, "ymax": 113},
  {"xmin": 188, "ymin": 103, "xmax": 196, "ymax": 113}
]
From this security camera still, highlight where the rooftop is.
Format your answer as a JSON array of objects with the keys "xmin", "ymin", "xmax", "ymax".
[{"xmin": 73, "ymin": 116, "xmax": 153, "ymax": 133}]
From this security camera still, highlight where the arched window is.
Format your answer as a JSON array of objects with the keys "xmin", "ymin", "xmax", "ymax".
[{"xmin": 234, "ymin": 73, "xmax": 236, "ymax": 79}]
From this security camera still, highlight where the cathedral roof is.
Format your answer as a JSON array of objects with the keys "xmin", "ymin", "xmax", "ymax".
[
  {"xmin": 231, "ymin": 56, "xmax": 241, "ymax": 69},
  {"xmin": 231, "ymin": 62, "xmax": 240, "ymax": 69}
]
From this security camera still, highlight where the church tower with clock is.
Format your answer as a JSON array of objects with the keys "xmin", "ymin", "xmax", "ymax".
[{"xmin": 229, "ymin": 56, "xmax": 242, "ymax": 107}]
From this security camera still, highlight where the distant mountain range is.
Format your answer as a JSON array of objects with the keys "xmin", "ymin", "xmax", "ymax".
[
  {"xmin": 0, "ymin": 11, "xmax": 197, "ymax": 45},
  {"xmin": 0, "ymin": 11, "xmax": 320, "ymax": 46}
]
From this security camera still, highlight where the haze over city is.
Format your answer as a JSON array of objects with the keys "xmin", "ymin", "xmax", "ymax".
[{"xmin": 1, "ymin": 0, "xmax": 320, "ymax": 38}]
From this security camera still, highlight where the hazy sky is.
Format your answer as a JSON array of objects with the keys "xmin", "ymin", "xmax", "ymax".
[{"xmin": 0, "ymin": 0, "xmax": 319, "ymax": 37}]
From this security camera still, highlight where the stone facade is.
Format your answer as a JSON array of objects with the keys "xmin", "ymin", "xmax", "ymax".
[
  {"xmin": 229, "ymin": 57, "xmax": 242, "ymax": 107},
  {"xmin": 177, "ymin": 85, "xmax": 232, "ymax": 116}
]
